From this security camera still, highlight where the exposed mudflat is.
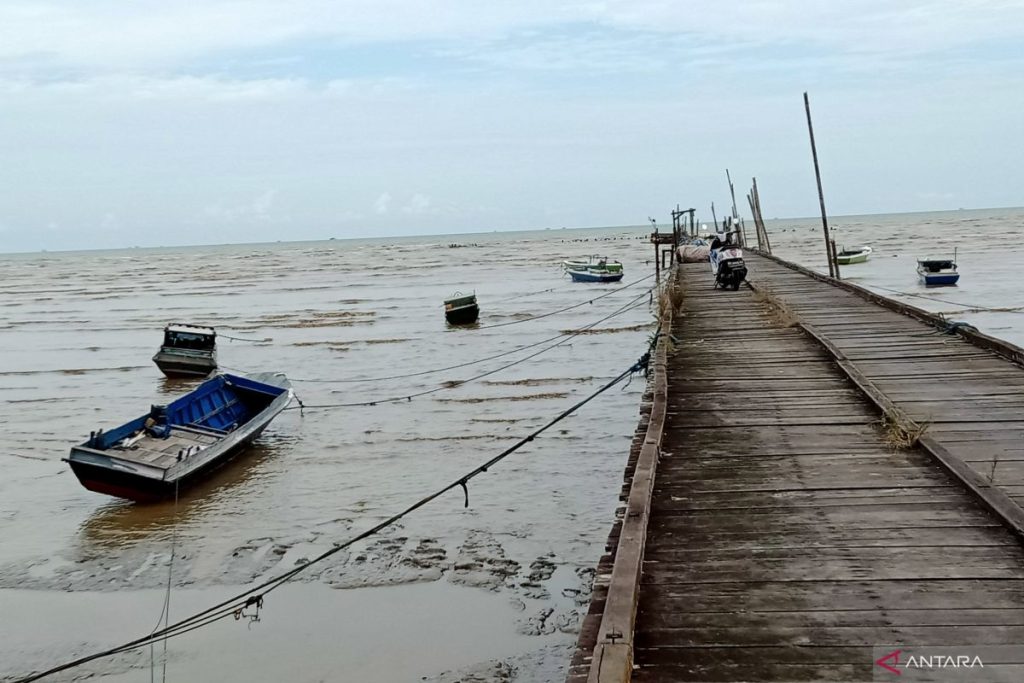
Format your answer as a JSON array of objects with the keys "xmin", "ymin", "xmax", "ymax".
[{"xmin": 1, "ymin": 228, "xmax": 652, "ymax": 682}]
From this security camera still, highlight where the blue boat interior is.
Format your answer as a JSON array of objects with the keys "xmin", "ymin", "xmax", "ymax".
[{"xmin": 88, "ymin": 374, "xmax": 286, "ymax": 450}]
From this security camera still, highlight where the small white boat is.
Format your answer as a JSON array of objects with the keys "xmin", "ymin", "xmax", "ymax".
[{"xmin": 835, "ymin": 245, "xmax": 872, "ymax": 265}]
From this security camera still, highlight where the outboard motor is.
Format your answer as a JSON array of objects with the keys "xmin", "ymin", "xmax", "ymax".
[
  {"xmin": 709, "ymin": 241, "xmax": 747, "ymax": 291},
  {"xmin": 145, "ymin": 404, "xmax": 171, "ymax": 438}
]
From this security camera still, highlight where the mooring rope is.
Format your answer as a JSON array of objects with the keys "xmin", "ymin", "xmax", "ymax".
[
  {"xmin": 474, "ymin": 272, "xmax": 655, "ymax": 330},
  {"xmin": 15, "ymin": 345, "xmax": 655, "ymax": 683},
  {"xmin": 218, "ymin": 333, "xmax": 271, "ymax": 343},
  {"xmin": 489, "ymin": 284, "xmax": 565, "ymax": 304},
  {"xmin": 288, "ymin": 293, "xmax": 652, "ymax": 410},
  {"xmin": 289, "ymin": 285, "xmax": 656, "ymax": 385},
  {"xmin": 866, "ymin": 283, "xmax": 1024, "ymax": 315}
]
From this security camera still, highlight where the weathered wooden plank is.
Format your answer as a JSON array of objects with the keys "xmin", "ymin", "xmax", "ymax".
[
  {"xmin": 637, "ymin": 624, "xmax": 1024, "ymax": 647},
  {"xmin": 640, "ymin": 607, "xmax": 1024, "ymax": 629},
  {"xmin": 639, "ymin": 579, "xmax": 1024, "ymax": 612},
  {"xmin": 578, "ymin": 259, "xmax": 1024, "ymax": 683}
]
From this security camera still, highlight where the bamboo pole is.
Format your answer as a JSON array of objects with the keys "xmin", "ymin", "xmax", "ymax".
[
  {"xmin": 752, "ymin": 177, "xmax": 772, "ymax": 254},
  {"xmin": 803, "ymin": 92, "xmax": 836, "ymax": 278},
  {"xmin": 746, "ymin": 194, "xmax": 761, "ymax": 251}
]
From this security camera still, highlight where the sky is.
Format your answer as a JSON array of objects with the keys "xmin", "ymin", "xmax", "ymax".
[{"xmin": 1, "ymin": 1, "xmax": 1022, "ymax": 252}]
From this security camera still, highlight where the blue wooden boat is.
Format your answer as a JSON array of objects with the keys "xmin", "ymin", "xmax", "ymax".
[
  {"xmin": 64, "ymin": 372, "xmax": 292, "ymax": 502},
  {"xmin": 917, "ymin": 258, "xmax": 959, "ymax": 286},
  {"xmin": 567, "ymin": 267, "xmax": 625, "ymax": 283}
]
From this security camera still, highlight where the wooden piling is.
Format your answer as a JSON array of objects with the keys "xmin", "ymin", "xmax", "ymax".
[
  {"xmin": 726, "ymin": 168, "xmax": 744, "ymax": 247},
  {"xmin": 751, "ymin": 177, "xmax": 772, "ymax": 254},
  {"xmin": 803, "ymin": 92, "xmax": 836, "ymax": 278}
]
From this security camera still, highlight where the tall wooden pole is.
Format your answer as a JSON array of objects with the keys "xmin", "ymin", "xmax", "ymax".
[
  {"xmin": 725, "ymin": 169, "xmax": 742, "ymax": 246},
  {"xmin": 752, "ymin": 177, "xmax": 771, "ymax": 254},
  {"xmin": 803, "ymin": 92, "xmax": 837, "ymax": 278},
  {"xmin": 711, "ymin": 203, "xmax": 718, "ymax": 234},
  {"xmin": 746, "ymin": 194, "xmax": 760, "ymax": 251}
]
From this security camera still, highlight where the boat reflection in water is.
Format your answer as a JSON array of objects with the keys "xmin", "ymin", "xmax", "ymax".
[{"xmin": 77, "ymin": 437, "xmax": 289, "ymax": 549}]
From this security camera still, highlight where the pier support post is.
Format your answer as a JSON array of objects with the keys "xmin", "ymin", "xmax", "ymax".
[{"xmin": 803, "ymin": 92, "xmax": 837, "ymax": 278}]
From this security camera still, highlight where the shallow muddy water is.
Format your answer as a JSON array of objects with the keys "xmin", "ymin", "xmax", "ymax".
[
  {"xmin": 3, "ymin": 207, "xmax": 1021, "ymax": 681},
  {"xmin": 0, "ymin": 227, "xmax": 654, "ymax": 682}
]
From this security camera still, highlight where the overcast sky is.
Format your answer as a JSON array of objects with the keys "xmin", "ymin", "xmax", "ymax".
[{"xmin": 1, "ymin": 1, "xmax": 1022, "ymax": 251}]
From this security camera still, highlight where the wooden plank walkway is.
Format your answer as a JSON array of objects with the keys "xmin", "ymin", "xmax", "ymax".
[
  {"xmin": 746, "ymin": 254, "xmax": 1024, "ymax": 510},
  {"xmin": 570, "ymin": 259, "xmax": 1024, "ymax": 682}
]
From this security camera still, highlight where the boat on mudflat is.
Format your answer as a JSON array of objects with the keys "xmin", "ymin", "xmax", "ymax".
[
  {"xmin": 836, "ymin": 245, "xmax": 872, "ymax": 265},
  {"xmin": 917, "ymin": 258, "xmax": 960, "ymax": 286},
  {"xmin": 152, "ymin": 323, "xmax": 217, "ymax": 378},
  {"xmin": 64, "ymin": 372, "xmax": 292, "ymax": 502},
  {"xmin": 444, "ymin": 292, "xmax": 480, "ymax": 325}
]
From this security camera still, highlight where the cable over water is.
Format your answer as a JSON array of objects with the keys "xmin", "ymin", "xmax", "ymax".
[
  {"xmin": 14, "ymin": 343, "xmax": 656, "ymax": 683},
  {"xmin": 292, "ymin": 280, "xmax": 651, "ymax": 385},
  {"xmin": 865, "ymin": 283, "xmax": 1024, "ymax": 315},
  {"xmin": 290, "ymin": 291, "xmax": 653, "ymax": 409},
  {"xmin": 246, "ymin": 273, "xmax": 655, "ymax": 386},
  {"xmin": 475, "ymin": 272, "xmax": 654, "ymax": 330}
]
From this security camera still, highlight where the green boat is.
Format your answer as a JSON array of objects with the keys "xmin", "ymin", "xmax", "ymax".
[
  {"xmin": 444, "ymin": 292, "xmax": 479, "ymax": 325},
  {"xmin": 835, "ymin": 246, "xmax": 872, "ymax": 265},
  {"xmin": 562, "ymin": 256, "xmax": 623, "ymax": 273}
]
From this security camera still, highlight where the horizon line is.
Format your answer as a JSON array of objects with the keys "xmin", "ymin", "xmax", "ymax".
[{"xmin": 3, "ymin": 204, "xmax": 1021, "ymax": 257}]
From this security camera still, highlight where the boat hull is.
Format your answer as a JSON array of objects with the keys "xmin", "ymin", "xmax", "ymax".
[
  {"xmin": 152, "ymin": 349, "xmax": 217, "ymax": 378},
  {"xmin": 920, "ymin": 273, "xmax": 960, "ymax": 286},
  {"xmin": 66, "ymin": 426, "xmax": 267, "ymax": 502},
  {"xmin": 836, "ymin": 253, "xmax": 869, "ymax": 265},
  {"xmin": 445, "ymin": 304, "xmax": 480, "ymax": 325},
  {"xmin": 65, "ymin": 373, "xmax": 290, "ymax": 502},
  {"xmin": 835, "ymin": 246, "xmax": 872, "ymax": 265},
  {"xmin": 567, "ymin": 269, "xmax": 624, "ymax": 283}
]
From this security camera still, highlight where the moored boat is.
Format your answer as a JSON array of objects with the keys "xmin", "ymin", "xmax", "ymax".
[
  {"xmin": 564, "ymin": 256, "xmax": 624, "ymax": 283},
  {"xmin": 153, "ymin": 324, "xmax": 217, "ymax": 377},
  {"xmin": 566, "ymin": 266, "xmax": 625, "ymax": 283},
  {"xmin": 64, "ymin": 372, "xmax": 292, "ymax": 502},
  {"xmin": 562, "ymin": 255, "xmax": 623, "ymax": 274},
  {"xmin": 835, "ymin": 245, "xmax": 872, "ymax": 265},
  {"xmin": 917, "ymin": 258, "xmax": 960, "ymax": 286},
  {"xmin": 444, "ymin": 292, "xmax": 480, "ymax": 325}
]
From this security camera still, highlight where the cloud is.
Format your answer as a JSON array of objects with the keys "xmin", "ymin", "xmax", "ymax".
[
  {"xmin": 0, "ymin": 1, "xmax": 1022, "ymax": 253},
  {"xmin": 402, "ymin": 193, "xmax": 432, "ymax": 214},
  {"xmin": 373, "ymin": 192, "xmax": 392, "ymax": 214},
  {"xmin": 0, "ymin": 1, "xmax": 572, "ymax": 70},
  {"xmin": 1, "ymin": 1, "xmax": 1022, "ymax": 76},
  {"xmin": 202, "ymin": 190, "xmax": 280, "ymax": 223}
]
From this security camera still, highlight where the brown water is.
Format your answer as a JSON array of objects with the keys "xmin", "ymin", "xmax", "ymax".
[
  {"xmin": 5, "ymin": 207, "xmax": 1021, "ymax": 681},
  {"xmin": 0, "ymin": 228, "xmax": 656, "ymax": 682}
]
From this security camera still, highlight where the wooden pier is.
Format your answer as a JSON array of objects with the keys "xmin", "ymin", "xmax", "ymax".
[{"xmin": 569, "ymin": 253, "xmax": 1024, "ymax": 682}]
